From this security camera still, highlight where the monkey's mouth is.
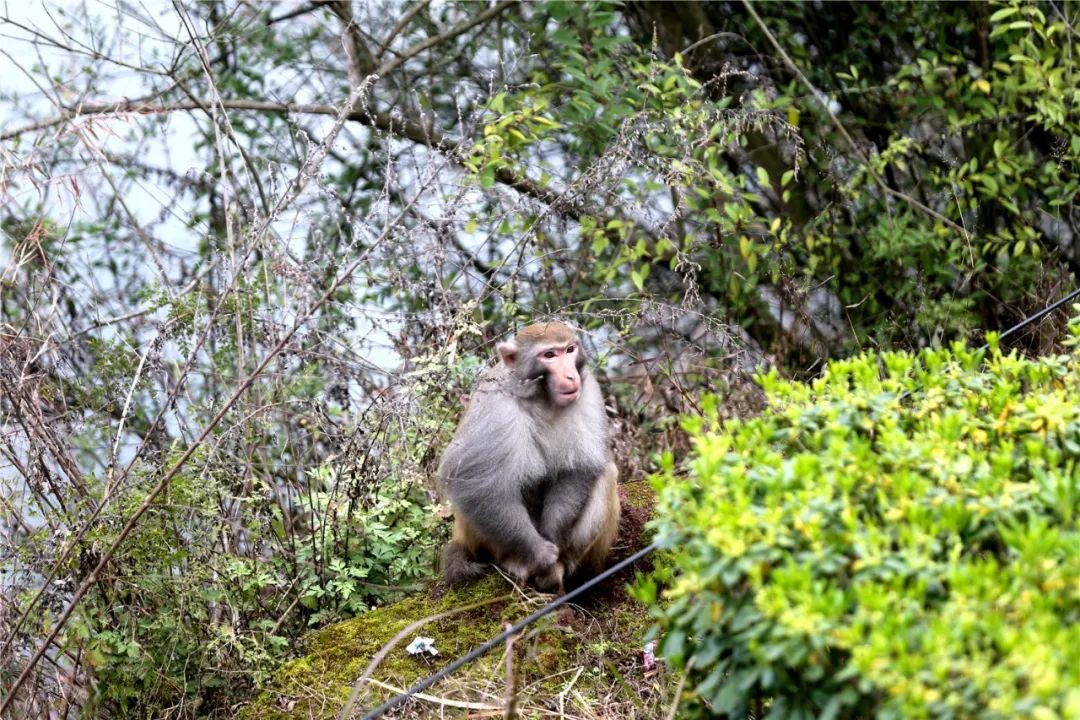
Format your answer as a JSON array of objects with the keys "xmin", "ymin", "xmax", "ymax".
[{"xmin": 556, "ymin": 388, "xmax": 580, "ymax": 404}]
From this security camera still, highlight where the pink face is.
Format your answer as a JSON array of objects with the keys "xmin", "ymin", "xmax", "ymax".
[{"xmin": 537, "ymin": 343, "xmax": 581, "ymax": 406}]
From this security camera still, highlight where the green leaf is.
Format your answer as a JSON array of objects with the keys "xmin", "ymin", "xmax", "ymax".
[
  {"xmin": 989, "ymin": 6, "xmax": 1019, "ymax": 22},
  {"xmin": 755, "ymin": 166, "xmax": 772, "ymax": 189}
]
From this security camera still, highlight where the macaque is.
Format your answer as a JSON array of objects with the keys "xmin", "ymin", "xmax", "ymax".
[{"xmin": 438, "ymin": 321, "xmax": 620, "ymax": 592}]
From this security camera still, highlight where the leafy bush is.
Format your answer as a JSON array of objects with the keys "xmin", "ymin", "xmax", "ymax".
[
  {"xmin": 71, "ymin": 457, "xmax": 443, "ymax": 714},
  {"xmin": 295, "ymin": 464, "xmax": 443, "ymax": 624},
  {"xmin": 643, "ymin": 319, "xmax": 1080, "ymax": 719}
]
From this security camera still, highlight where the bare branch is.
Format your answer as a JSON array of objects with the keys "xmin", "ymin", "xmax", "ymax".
[
  {"xmin": 1, "ymin": 79, "xmax": 398, "ymax": 714},
  {"xmin": 375, "ymin": 0, "xmax": 431, "ymax": 59},
  {"xmin": 323, "ymin": 0, "xmax": 377, "ymax": 84},
  {"xmin": 266, "ymin": 1, "xmax": 322, "ymax": 25},
  {"xmin": 3, "ymin": 97, "xmax": 565, "ymax": 213},
  {"xmin": 374, "ymin": 0, "xmax": 515, "ymax": 78}
]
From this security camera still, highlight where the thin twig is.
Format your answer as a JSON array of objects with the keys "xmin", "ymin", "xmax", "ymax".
[
  {"xmin": 742, "ymin": 0, "xmax": 969, "ymax": 238},
  {"xmin": 2, "ymin": 98, "xmax": 563, "ymax": 211},
  {"xmin": 266, "ymin": 1, "xmax": 321, "ymax": 25},
  {"xmin": 375, "ymin": 0, "xmax": 431, "ymax": 58},
  {"xmin": 740, "ymin": 0, "xmax": 893, "ymax": 218},
  {"xmin": 503, "ymin": 625, "xmax": 520, "ymax": 720},
  {"xmin": 663, "ymin": 659, "xmax": 693, "ymax": 720},
  {"xmin": 363, "ymin": 679, "xmax": 500, "ymax": 712},
  {"xmin": 325, "ymin": 0, "xmax": 377, "ymax": 84},
  {"xmin": 374, "ymin": 1, "xmax": 514, "ymax": 78}
]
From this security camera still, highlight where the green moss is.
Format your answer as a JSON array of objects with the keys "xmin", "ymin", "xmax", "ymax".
[
  {"xmin": 241, "ymin": 576, "xmax": 508, "ymax": 719},
  {"xmin": 621, "ymin": 480, "xmax": 654, "ymax": 511}
]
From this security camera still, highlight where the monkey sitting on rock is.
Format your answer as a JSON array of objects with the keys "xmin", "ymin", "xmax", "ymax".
[{"xmin": 438, "ymin": 321, "xmax": 620, "ymax": 593}]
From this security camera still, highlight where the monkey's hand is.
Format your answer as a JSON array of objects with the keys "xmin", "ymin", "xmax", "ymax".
[
  {"xmin": 531, "ymin": 559, "xmax": 565, "ymax": 595},
  {"xmin": 501, "ymin": 540, "xmax": 559, "ymax": 585},
  {"xmin": 532, "ymin": 539, "xmax": 560, "ymax": 570},
  {"xmin": 529, "ymin": 540, "xmax": 563, "ymax": 593}
]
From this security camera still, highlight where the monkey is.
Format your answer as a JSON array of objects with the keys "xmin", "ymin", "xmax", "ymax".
[{"xmin": 438, "ymin": 321, "xmax": 620, "ymax": 593}]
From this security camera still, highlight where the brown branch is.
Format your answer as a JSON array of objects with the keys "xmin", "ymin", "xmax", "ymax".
[
  {"xmin": 266, "ymin": 2, "xmax": 322, "ymax": 25},
  {"xmin": 375, "ymin": 0, "xmax": 515, "ymax": 79},
  {"xmin": 740, "ymin": 2, "xmax": 892, "ymax": 205},
  {"xmin": 375, "ymin": 0, "xmax": 432, "ymax": 59},
  {"xmin": 664, "ymin": 658, "xmax": 694, "ymax": 720},
  {"xmin": 503, "ymin": 625, "xmax": 521, "ymax": 719},
  {"xmin": 323, "ymin": 0, "xmax": 377, "ymax": 84}
]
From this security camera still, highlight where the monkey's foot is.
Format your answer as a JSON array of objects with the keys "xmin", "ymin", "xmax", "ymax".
[
  {"xmin": 442, "ymin": 542, "xmax": 490, "ymax": 586},
  {"xmin": 531, "ymin": 560, "xmax": 565, "ymax": 594}
]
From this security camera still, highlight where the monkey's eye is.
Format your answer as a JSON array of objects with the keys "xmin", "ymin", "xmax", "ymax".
[
  {"xmin": 566, "ymin": 345, "xmax": 576, "ymax": 354},
  {"xmin": 543, "ymin": 350, "xmax": 557, "ymax": 359}
]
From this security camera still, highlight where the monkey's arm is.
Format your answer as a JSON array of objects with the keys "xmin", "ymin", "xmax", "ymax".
[
  {"xmin": 449, "ymin": 476, "xmax": 559, "ymax": 568},
  {"xmin": 438, "ymin": 425, "xmax": 558, "ymax": 572},
  {"xmin": 538, "ymin": 466, "xmax": 603, "ymax": 547}
]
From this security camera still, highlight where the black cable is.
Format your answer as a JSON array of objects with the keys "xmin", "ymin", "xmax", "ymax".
[
  {"xmin": 995, "ymin": 285, "xmax": 1080, "ymax": 342},
  {"xmin": 358, "ymin": 540, "xmax": 661, "ymax": 720}
]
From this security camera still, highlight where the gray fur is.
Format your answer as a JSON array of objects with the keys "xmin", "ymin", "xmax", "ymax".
[{"xmin": 438, "ymin": 327, "xmax": 612, "ymax": 589}]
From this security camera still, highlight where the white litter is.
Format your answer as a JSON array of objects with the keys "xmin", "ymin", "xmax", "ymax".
[{"xmin": 405, "ymin": 636, "xmax": 439, "ymax": 656}]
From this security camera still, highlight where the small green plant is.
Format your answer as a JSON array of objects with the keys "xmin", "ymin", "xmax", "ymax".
[
  {"xmin": 296, "ymin": 463, "xmax": 442, "ymax": 624},
  {"xmin": 643, "ymin": 318, "xmax": 1080, "ymax": 719}
]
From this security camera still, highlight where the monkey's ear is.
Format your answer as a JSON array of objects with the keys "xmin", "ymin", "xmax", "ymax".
[{"xmin": 497, "ymin": 341, "xmax": 519, "ymax": 368}]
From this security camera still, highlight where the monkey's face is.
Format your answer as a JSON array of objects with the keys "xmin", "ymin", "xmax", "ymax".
[
  {"xmin": 497, "ymin": 322, "xmax": 588, "ymax": 408},
  {"xmin": 534, "ymin": 341, "xmax": 582, "ymax": 406}
]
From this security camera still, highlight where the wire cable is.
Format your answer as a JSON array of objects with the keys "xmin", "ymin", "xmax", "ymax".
[
  {"xmin": 995, "ymin": 285, "xmax": 1080, "ymax": 342},
  {"xmin": 359, "ymin": 540, "xmax": 661, "ymax": 720}
]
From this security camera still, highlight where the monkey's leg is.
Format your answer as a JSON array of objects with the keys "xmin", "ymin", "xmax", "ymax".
[
  {"xmin": 442, "ymin": 516, "xmax": 492, "ymax": 586},
  {"xmin": 564, "ymin": 463, "xmax": 620, "ymax": 578}
]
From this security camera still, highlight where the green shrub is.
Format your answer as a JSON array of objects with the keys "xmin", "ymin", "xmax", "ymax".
[{"xmin": 643, "ymin": 319, "xmax": 1080, "ymax": 719}]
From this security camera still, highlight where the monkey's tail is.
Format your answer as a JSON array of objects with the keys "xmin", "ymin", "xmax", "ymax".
[{"xmin": 442, "ymin": 541, "xmax": 490, "ymax": 586}]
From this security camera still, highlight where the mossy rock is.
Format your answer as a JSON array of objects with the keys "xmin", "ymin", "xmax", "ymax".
[{"xmin": 243, "ymin": 482, "xmax": 663, "ymax": 719}]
